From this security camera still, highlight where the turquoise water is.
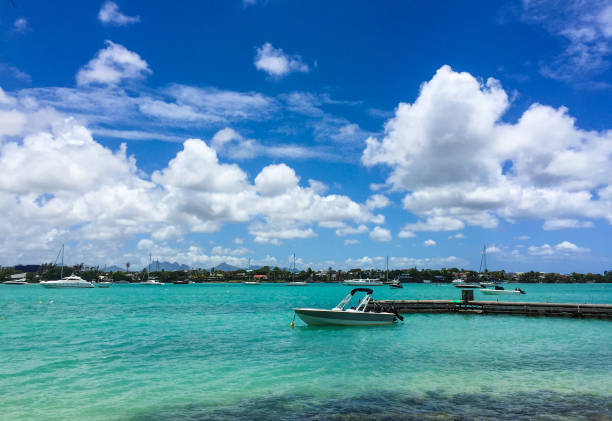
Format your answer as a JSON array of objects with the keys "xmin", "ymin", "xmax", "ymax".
[{"xmin": 1, "ymin": 283, "xmax": 611, "ymax": 420}]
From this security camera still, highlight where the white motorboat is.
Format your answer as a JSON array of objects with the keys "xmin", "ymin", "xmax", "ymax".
[
  {"xmin": 41, "ymin": 274, "xmax": 94, "ymax": 288},
  {"xmin": 389, "ymin": 279, "xmax": 403, "ymax": 289},
  {"xmin": 293, "ymin": 288, "xmax": 403, "ymax": 326},
  {"xmin": 480, "ymin": 287, "xmax": 525, "ymax": 295},
  {"xmin": 4, "ymin": 273, "xmax": 28, "ymax": 285},
  {"xmin": 285, "ymin": 253, "xmax": 307, "ymax": 286},
  {"xmin": 3, "ymin": 279, "xmax": 28, "ymax": 285},
  {"xmin": 342, "ymin": 278, "xmax": 384, "ymax": 286},
  {"xmin": 454, "ymin": 283, "xmax": 483, "ymax": 289},
  {"xmin": 97, "ymin": 281, "xmax": 112, "ymax": 288},
  {"xmin": 139, "ymin": 278, "xmax": 164, "ymax": 285}
]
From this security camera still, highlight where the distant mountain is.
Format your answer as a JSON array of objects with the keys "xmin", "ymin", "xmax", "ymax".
[
  {"xmin": 104, "ymin": 261, "xmax": 190, "ymax": 272},
  {"xmin": 155, "ymin": 261, "xmax": 190, "ymax": 271},
  {"xmin": 213, "ymin": 262, "xmax": 239, "ymax": 272}
]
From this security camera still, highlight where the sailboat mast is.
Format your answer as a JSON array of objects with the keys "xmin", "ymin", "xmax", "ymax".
[
  {"xmin": 386, "ymin": 256, "xmax": 389, "ymax": 283},
  {"xmin": 60, "ymin": 244, "xmax": 64, "ymax": 279},
  {"xmin": 292, "ymin": 253, "xmax": 295, "ymax": 283}
]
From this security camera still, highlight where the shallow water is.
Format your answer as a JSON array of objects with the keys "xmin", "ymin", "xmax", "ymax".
[{"xmin": 1, "ymin": 283, "xmax": 611, "ymax": 420}]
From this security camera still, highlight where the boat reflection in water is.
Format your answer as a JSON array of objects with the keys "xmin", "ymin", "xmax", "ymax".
[{"xmin": 293, "ymin": 288, "xmax": 403, "ymax": 326}]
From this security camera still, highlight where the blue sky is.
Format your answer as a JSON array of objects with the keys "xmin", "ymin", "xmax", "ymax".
[{"xmin": 1, "ymin": 0, "xmax": 612, "ymax": 273}]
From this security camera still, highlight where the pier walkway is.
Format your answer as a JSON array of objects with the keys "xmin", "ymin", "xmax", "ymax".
[{"xmin": 371, "ymin": 299, "xmax": 612, "ymax": 319}]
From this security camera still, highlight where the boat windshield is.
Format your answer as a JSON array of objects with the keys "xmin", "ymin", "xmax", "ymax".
[{"xmin": 333, "ymin": 289, "xmax": 374, "ymax": 312}]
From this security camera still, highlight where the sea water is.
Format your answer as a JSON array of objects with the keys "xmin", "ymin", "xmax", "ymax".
[{"xmin": 1, "ymin": 283, "xmax": 611, "ymax": 420}]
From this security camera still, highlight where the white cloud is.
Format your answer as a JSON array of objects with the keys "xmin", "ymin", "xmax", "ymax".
[
  {"xmin": 522, "ymin": 1, "xmax": 612, "ymax": 81},
  {"xmin": 344, "ymin": 239, "xmax": 360, "ymax": 245},
  {"xmin": 398, "ymin": 229, "xmax": 416, "ymax": 238},
  {"xmin": 365, "ymin": 194, "xmax": 391, "ymax": 210},
  {"xmin": 76, "ymin": 41, "xmax": 150, "ymax": 86},
  {"xmin": 542, "ymin": 218, "xmax": 595, "ymax": 230},
  {"xmin": 370, "ymin": 226, "xmax": 391, "ymax": 242},
  {"xmin": 233, "ymin": 237, "xmax": 244, "ymax": 245},
  {"xmin": 211, "ymin": 245, "xmax": 249, "ymax": 256},
  {"xmin": 92, "ymin": 128, "xmax": 183, "ymax": 142},
  {"xmin": 401, "ymin": 216, "xmax": 465, "ymax": 232},
  {"xmin": 336, "ymin": 224, "xmax": 368, "ymax": 236},
  {"xmin": 448, "ymin": 233, "xmax": 465, "ymax": 239},
  {"xmin": 255, "ymin": 164, "xmax": 300, "ymax": 196},
  {"xmin": 528, "ymin": 241, "xmax": 590, "ymax": 257},
  {"xmin": 362, "ymin": 65, "xmax": 612, "ymax": 232},
  {"xmin": 13, "ymin": 18, "xmax": 28, "ymax": 33},
  {"xmin": 250, "ymin": 223, "xmax": 316, "ymax": 245},
  {"xmin": 138, "ymin": 99, "xmax": 219, "ymax": 122},
  {"xmin": 254, "ymin": 43, "xmax": 309, "ymax": 77},
  {"xmin": 516, "ymin": 235, "xmax": 530, "ymax": 240},
  {"xmin": 98, "ymin": 1, "xmax": 140, "ymax": 26},
  {"xmin": 424, "ymin": 239, "xmax": 436, "ymax": 247},
  {"xmin": 485, "ymin": 245, "xmax": 501, "ymax": 254},
  {"xmin": 345, "ymin": 255, "xmax": 465, "ymax": 270}
]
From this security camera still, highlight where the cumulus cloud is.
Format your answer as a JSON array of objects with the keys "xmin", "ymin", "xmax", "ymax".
[
  {"xmin": 76, "ymin": 41, "xmax": 150, "ymax": 86},
  {"xmin": 0, "ymin": 95, "xmax": 386, "ymax": 263},
  {"xmin": 542, "ymin": 218, "xmax": 595, "ymax": 230},
  {"xmin": 370, "ymin": 226, "xmax": 391, "ymax": 242},
  {"xmin": 448, "ymin": 233, "xmax": 465, "ymax": 239},
  {"xmin": 344, "ymin": 239, "xmax": 360, "ymax": 245},
  {"xmin": 363, "ymin": 65, "xmax": 612, "ymax": 233},
  {"xmin": 365, "ymin": 194, "xmax": 391, "ymax": 210},
  {"xmin": 335, "ymin": 224, "xmax": 368, "ymax": 236},
  {"xmin": 255, "ymin": 164, "xmax": 300, "ymax": 196},
  {"xmin": 527, "ymin": 241, "xmax": 590, "ymax": 257},
  {"xmin": 254, "ymin": 43, "xmax": 309, "ymax": 77},
  {"xmin": 424, "ymin": 239, "xmax": 436, "ymax": 247},
  {"xmin": 345, "ymin": 255, "xmax": 465, "ymax": 270},
  {"xmin": 485, "ymin": 245, "xmax": 501, "ymax": 254},
  {"xmin": 98, "ymin": 1, "xmax": 140, "ymax": 26}
]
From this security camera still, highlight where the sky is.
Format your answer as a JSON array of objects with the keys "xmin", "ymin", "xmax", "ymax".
[{"xmin": 1, "ymin": 0, "xmax": 612, "ymax": 273}]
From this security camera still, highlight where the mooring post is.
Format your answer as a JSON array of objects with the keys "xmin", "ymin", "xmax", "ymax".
[{"xmin": 462, "ymin": 289, "xmax": 474, "ymax": 302}]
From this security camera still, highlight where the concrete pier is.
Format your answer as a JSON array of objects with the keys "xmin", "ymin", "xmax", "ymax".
[{"xmin": 370, "ymin": 300, "xmax": 612, "ymax": 319}]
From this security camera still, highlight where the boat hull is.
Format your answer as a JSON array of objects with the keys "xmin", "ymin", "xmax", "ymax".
[
  {"xmin": 479, "ymin": 289, "xmax": 522, "ymax": 295},
  {"xmin": 285, "ymin": 282, "xmax": 307, "ymax": 286},
  {"xmin": 341, "ymin": 281, "xmax": 384, "ymax": 286},
  {"xmin": 293, "ymin": 308, "xmax": 396, "ymax": 326},
  {"xmin": 40, "ymin": 282, "xmax": 94, "ymax": 288},
  {"xmin": 453, "ymin": 284, "xmax": 482, "ymax": 289}
]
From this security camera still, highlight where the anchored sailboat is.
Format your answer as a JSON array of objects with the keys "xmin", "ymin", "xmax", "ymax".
[{"xmin": 285, "ymin": 253, "xmax": 307, "ymax": 286}]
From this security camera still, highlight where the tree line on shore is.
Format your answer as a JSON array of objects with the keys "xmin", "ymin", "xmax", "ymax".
[{"xmin": 1, "ymin": 264, "xmax": 612, "ymax": 284}]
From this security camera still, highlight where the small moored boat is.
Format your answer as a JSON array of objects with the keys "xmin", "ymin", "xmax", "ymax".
[
  {"xmin": 293, "ymin": 288, "xmax": 403, "ymax": 326},
  {"xmin": 480, "ymin": 286, "xmax": 525, "ymax": 295},
  {"xmin": 41, "ymin": 274, "xmax": 94, "ymax": 288},
  {"xmin": 342, "ymin": 278, "xmax": 384, "ymax": 286}
]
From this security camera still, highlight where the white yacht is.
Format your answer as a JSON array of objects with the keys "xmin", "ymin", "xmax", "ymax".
[
  {"xmin": 3, "ymin": 273, "xmax": 28, "ymax": 285},
  {"xmin": 139, "ymin": 277, "xmax": 164, "ymax": 285},
  {"xmin": 40, "ymin": 244, "xmax": 94, "ymax": 288},
  {"xmin": 342, "ymin": 278, "xmax": 384, "ymax": 286},
  {"xmin": 41, "ymin": 274, "xmax": 94, "ymax": 288}
]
